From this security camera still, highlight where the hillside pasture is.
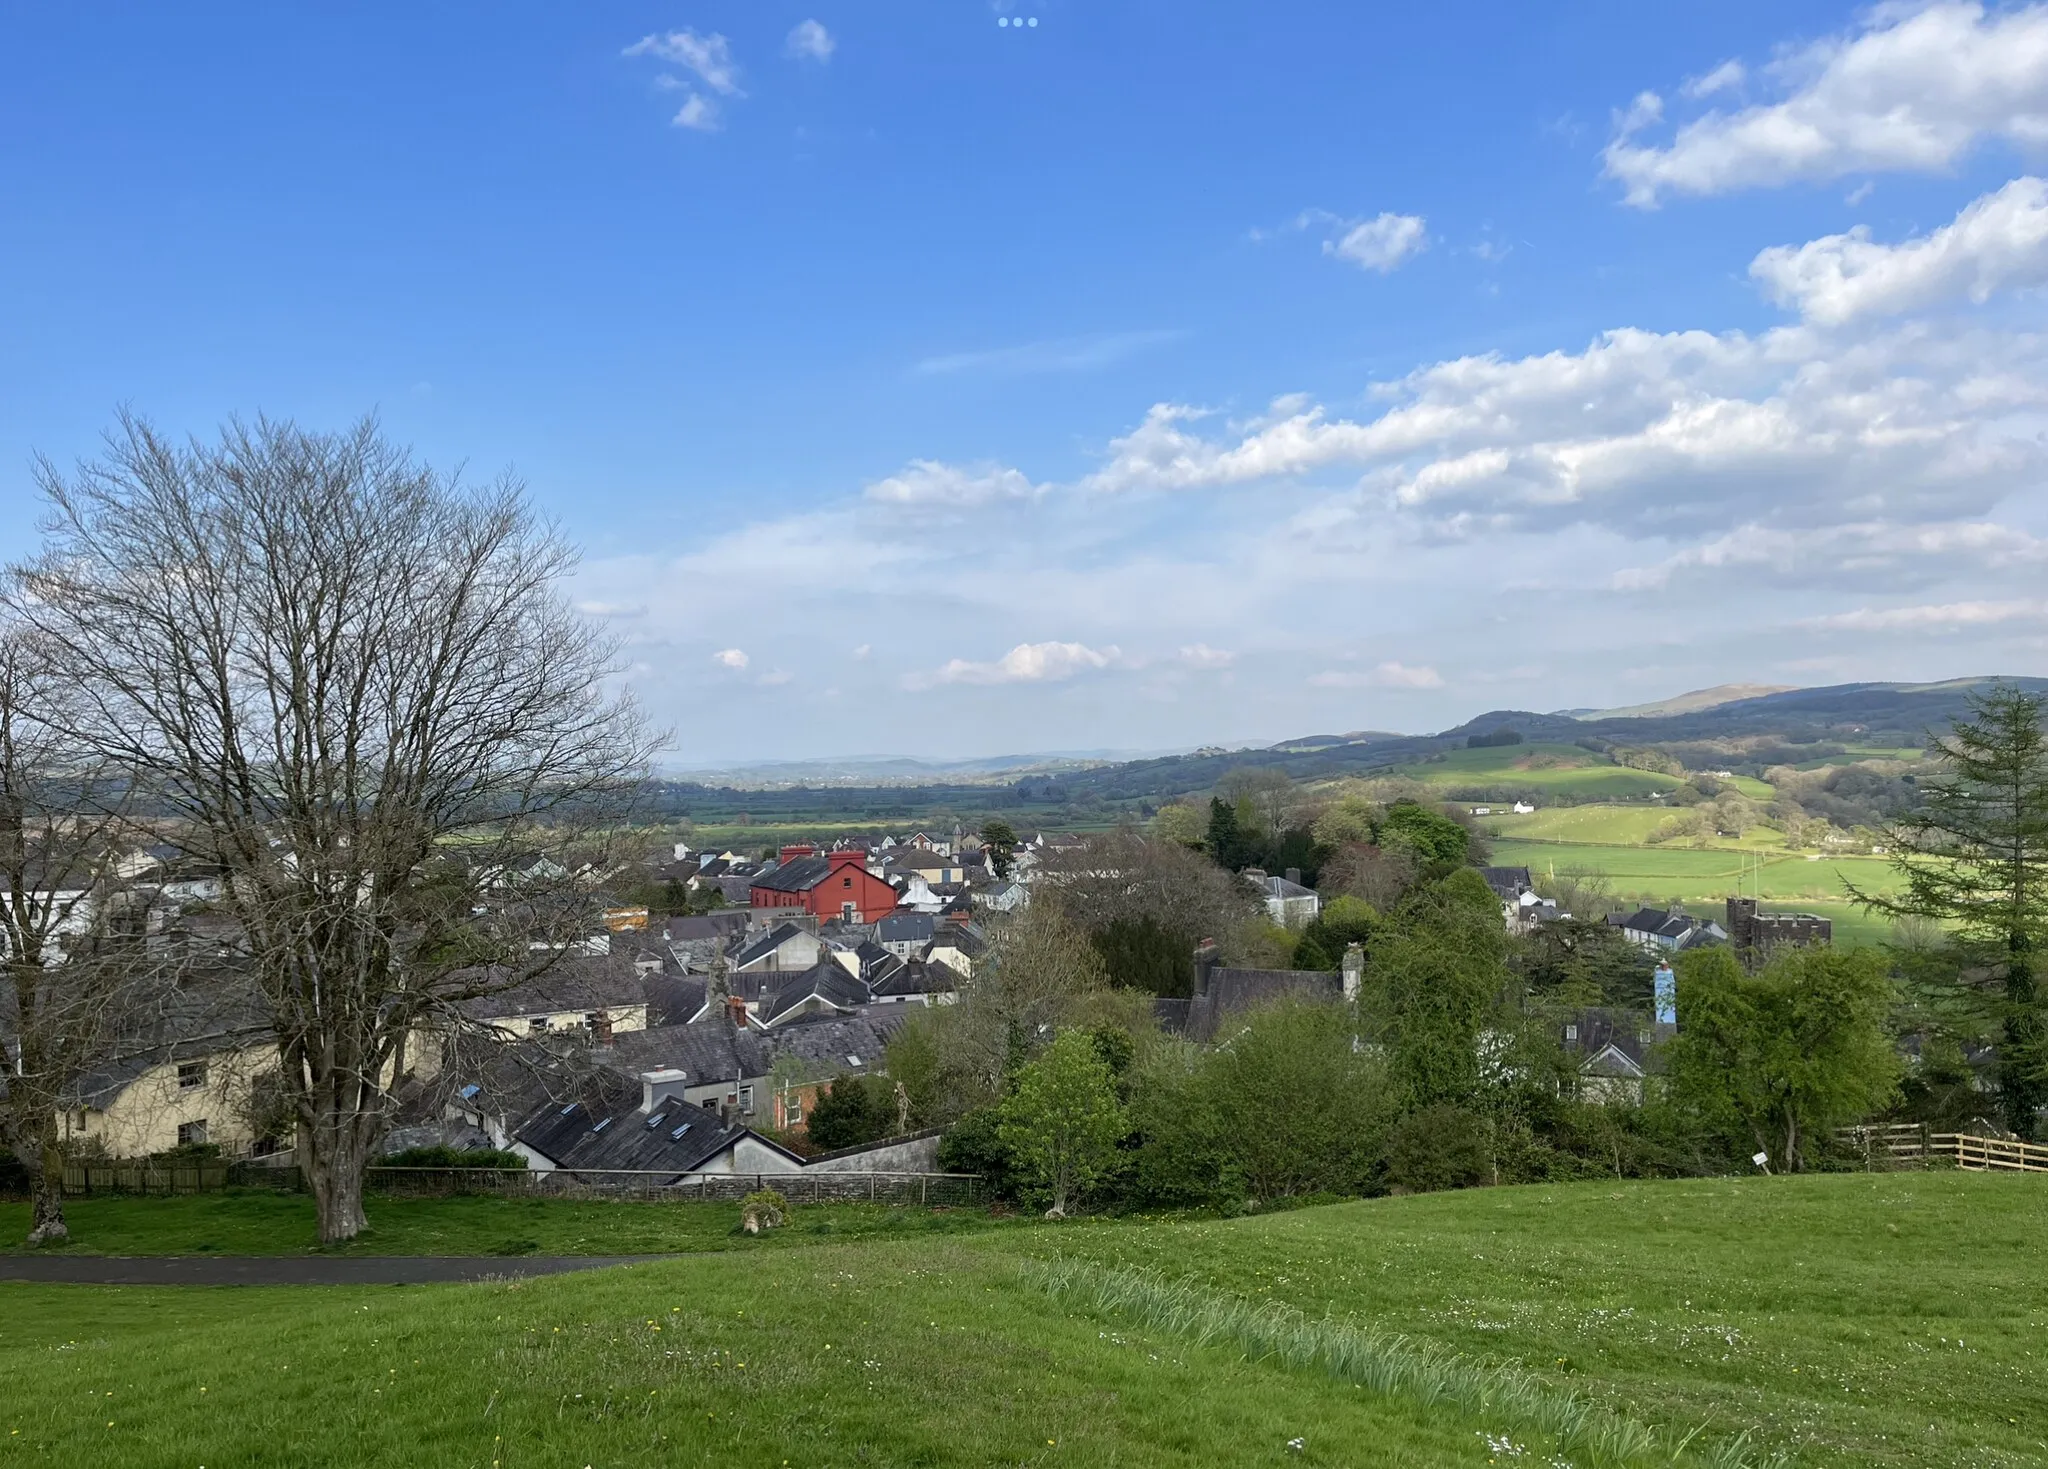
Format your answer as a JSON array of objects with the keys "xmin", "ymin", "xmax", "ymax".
[
  {"xmin": 1488, "ymin": 839, "xmax": 1904, "ymax": 945},
  {"xmin": 1394, "ymin": 743, "xmax": 1673, "ymax": 800}
]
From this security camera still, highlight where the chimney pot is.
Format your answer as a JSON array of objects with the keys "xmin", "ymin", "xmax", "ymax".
[{"xmin": 1285, "ymin": 867, "xmax": 1301, "ymax": 886}]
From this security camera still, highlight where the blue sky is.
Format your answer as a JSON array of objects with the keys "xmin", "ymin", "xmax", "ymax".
[{"xmin": 5, "ymin": 2, "xmax": 2048, "ymax": 763}]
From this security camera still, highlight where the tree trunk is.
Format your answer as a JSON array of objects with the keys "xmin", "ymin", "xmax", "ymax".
[
  {"xmin": 303, "ymin": 1119, "xmax": 371, "ymax": 1244},
  {"xmin": 2002, "ymin": 954, "xmax": 2044, "ymax": 1140},
  {"xmin": 25, "ymin": 1131, "xmax": 68, "ymax": 1247}
]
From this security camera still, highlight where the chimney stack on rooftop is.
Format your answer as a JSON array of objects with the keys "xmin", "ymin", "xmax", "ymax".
[{"xmin": 639, "ymin": 1068, "xmax": 688, "ymax": 1113}]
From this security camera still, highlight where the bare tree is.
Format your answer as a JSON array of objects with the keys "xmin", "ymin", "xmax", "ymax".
[
  {"xmin": 15, "ymin": 415, "xmax": 656, "ymax": 1241},
  {"xmin": 0, "ymin": 625, "xmax": 154, "ymax": 1245}
]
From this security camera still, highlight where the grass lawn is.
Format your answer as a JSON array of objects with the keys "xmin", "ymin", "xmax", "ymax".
[
  {"xmin": 3, "ymin": 1175, "xmax": 2044, "ymax": 1467},
  {"xmin": 991, "ymin": 1172, "xmax": 2048, "ymax": 1469},
  {"xmin": 0, "ymin": 1192, "xmax": 1016, "ymax": 1258}
]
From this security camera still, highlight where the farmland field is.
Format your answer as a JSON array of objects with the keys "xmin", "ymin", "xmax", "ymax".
[
  {"xmin": 3, "ymin": 1173, "xmax": 2042, "ymax": 1468},
  {"xmin": 1391, "ymin": 743, "xmax": 1673, "ymax": 799},
  {"xmin": 1489, "ymin": 838, "xmax": 1904, "ymax": 946}
]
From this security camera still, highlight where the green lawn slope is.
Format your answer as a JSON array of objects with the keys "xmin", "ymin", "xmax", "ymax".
[{"xmin": 4, "ymin": 1174, "xmax": 2043, "ymax": 1467}]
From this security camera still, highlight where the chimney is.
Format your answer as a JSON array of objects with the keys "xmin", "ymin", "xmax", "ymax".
[
  {"xmin": 1341, "ymin": 943, "xmax": 1364, "ymax": 1003},
  {"xmin": 779, "ymin": 844, "xmax": 816, "ymax": 863},
  {"xmin": 727, "ymin": 994, "xmax": 748, "ymax": 1027},
  {"xmin": 591, "ymin": 1010, "xmax": 615, "ymax": 1046},
  {"xmin": 1285, "ymin": 867, "xmax": 1301, "ymax": 886},
  {"xmin": 639, "ymin": 1068, "xmax": 688, "ymax": 1113},
  {"xmin": 1193, "ymin": 938, "xmax": 1220, "ymax": 998}
]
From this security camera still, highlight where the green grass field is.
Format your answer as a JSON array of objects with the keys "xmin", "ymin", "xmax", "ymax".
[
  {"xmin": 3, "ymin": 1174, "xmax": 2043, "ymax": 1467},
  {"xmin": 1489, "ymin": 839, "xmax": 1905, "ymax": 946},
  {"xmin": 1394, "ymin": 743, "xmax": 1675, "ymax": 799},
  {"xmin": 0, "ymin": 1193, "xmax": 1014, "ymax": 1258}
]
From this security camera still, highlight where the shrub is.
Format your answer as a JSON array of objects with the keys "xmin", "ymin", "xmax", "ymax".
[
  {"xmin": 936, "ymin": 1104, "xmax": 1021, "ymax": 1201},
  {"xmin": 1384, "ymin": 1104, "xmax": 1492, "ymax": 1193},
  {"xmin": 806, "ymin": 1073, "xmax": 896, "ymax": 1151},
  {"xmin": 739, "ymin": 1188, "xmax": 789, "ymax": 1234}
]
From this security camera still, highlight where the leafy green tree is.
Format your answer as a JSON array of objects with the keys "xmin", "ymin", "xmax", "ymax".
[
  {"xmin": 1150, "ymin": 802, "xmax": 1207, "ymax": 848},
  {"xmin": 1126, "ymin": 1000, "xmax": 1388, "ymax": 1206},
  {"xmin": 1379, "ymin": 800, "xmax": 1470, "ymax": 872},
  {"xmin": 1666, "ymin": 946, "xmax": 1901, "ymax": 1171},
  {"xmin": 1091, "ymin": 914, "xmax": 1195, "ymax": 996},
  {"xmin": 1292, "ymin": 894, "xmax": 1379, "ymax": 971},
  {"xmin": 1206, "ymin": 796, "xmax": 1259, "ymax": 871},
  {"xmin": 1515, "ymin": 917, "xmax": 1654, "ymax": 1007},
  {"xmin": 979, "ymin": 818, "xmax": 1019, "ymax": 879},
  {"xmin": 805, "ymin": 1073, "xmax": 894, "ymax": 1150},
  {"xmin": 1852, "ymin": 683, "xmax": 2048, "ymax": 1136},
  {"xmin": 1364, "ymin": 877, "xmax": 1509, "ymax": 1111},
  {"xmin": 998, "ymin": 1028, "xmax": 1127, "ymax": 1215}
]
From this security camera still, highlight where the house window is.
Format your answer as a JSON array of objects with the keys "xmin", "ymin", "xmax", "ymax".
[
  {"xmin": 529, "ymin": 1017, "xmax": 551, "ymax": 1034},
  {"xmin": 177, "ymin": 1061, "xmax": 207, "ymax": 1091},
  {"xmin": 701, "ymin": 1098, "xmax": 718, "ymax": 1111},
  {"xmin": 1564, "ymin": 1024, "xmax": 1578, "ymax": 1041},
  {"xmin": 177, "ymin": 1120, "xmax": 208, "ymax": 1147},
  {"xmin": 739, "ymin": 1085, "xmax": 754, "ymax": 1111},
  {"xmin": 843, "ymin": 875, "xmax": 853, "ymax": 887}
]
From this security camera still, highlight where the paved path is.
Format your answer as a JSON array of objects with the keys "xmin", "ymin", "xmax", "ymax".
[{"xmin": 0, "ymin": 1254, "xmax": 670, "ymax": 1285}]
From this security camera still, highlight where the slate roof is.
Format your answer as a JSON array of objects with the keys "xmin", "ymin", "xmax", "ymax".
[
  {"xmin": 877, "ymin": 913, "xmax": 935, "ymax": 945},
  {"xmin": 453, "ymin": 954, "xmax": 650, "ymax": 1021},
  {"xmin": 597, "ymin": 1018, "xmax": 772, "ymax": 1087},
  {"xmin": 1186, "ymin": 966, "xmax": 1342, "ymax": 1043},
  {"xmin": 749, "ymin": 855, "xmax": 839, "ymax": 893},
  {"xmin": 758, "ymin": 1012, "xmax": 910, "ymax": 1079},
  {"xmin": 758, "ymin": 959, "xmax": 872, "ymax": 1025},
  {"xmin": 732, "ymin": 921, "xmax": 818, "ymax": 971},
  {"xmin": 664, "ymin": 912, "xmax": 751, "ymax": 943},
  {"xmin": 1479, "ymin": 866, "xmax": 1535, "ymax": 900},
  {"xmin": 512, "ymin": 1081, "xmax": 775, "ymax": 1177},
  {"xmin": 642, "ymin": 973, "xmax": 710, "ymax": 1027},
  {"xmin": 1561, "ymin": 1008, "xmax": 1672, "ymax": 1076}
]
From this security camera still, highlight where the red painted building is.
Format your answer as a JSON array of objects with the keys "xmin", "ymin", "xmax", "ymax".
[{"xmin": 749, "ymin": 847, "xmax": 898, "ymax": 923}]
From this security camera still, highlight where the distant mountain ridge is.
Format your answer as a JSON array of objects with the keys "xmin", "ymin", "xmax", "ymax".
[
  {"xmin": 1043, "ymin": 675, "xmax": 2048, "ymax": 803},
  {"xmin": 1585, "ymin": 684, "xmax": 1799, "ymax": 719}
]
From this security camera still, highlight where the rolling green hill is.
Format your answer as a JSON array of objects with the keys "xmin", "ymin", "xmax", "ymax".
[
  {"xmin": 4, "ymin": 1175, "xmax": 2043, "ymax": 1467},
  {"xmin": 1392, "ymin": 742, "xmax": 1673, "ymax": 799}
]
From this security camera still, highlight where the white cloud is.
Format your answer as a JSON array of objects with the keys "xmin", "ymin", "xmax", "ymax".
[
  {"xmin": 712, "ymin": 648, "xmax": 750, "ymax": 669},
  {"xmin": 1309, "ymin": 661, "xmax": 1445, "ymax": 689},
  {"xmin": 623, "ymin": 30, "xmax": 743, "ymax": 95},
  {"xmin": 1085, "ymin": 316, "xmax": 2048, "ymax": 540},
  {"xmin": 1751, "ymin": 177, "xmax": 2048, "ymax": 324},
  {"xmin": 1604, "ymin": 3, "xmax": 2048, "ymax": 206},
  {"xmin": 671, "ymin": 94, "xmax": 720, "ymax": 131},
  {"xmin": 914, "ymin": 330, "xmax": 1185, "ymax": 376},
  {"xmin": 864, "ymin": 459, "xmax": 1044, "ymax": 507},
  {"xmin": 1178, "ymin": 643, "xmax": 1235, "ymax": 669},
  {"xmin": 785, "ymin": 19, "xmax": 835, "ymax": 62},
  {"xmin": 1682, "ymin": 60, "xmax": 1746, "ymax": 101},
  {"xmin": 928, "ymin": 641, "xmax": 1119, "ymax": 686},
  {"xmin": 1804, "ymin": 598, "xmax": 2048, "ymax": 631},
  {"xmin": 1324, "ymin": 213, "xmax": 1429, "ymax": 272}
]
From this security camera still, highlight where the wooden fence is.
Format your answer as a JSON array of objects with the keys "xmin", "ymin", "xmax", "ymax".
[{"xmin": 1839, "ymin": 1123, "xmax": 2048, "ymax": 1174}]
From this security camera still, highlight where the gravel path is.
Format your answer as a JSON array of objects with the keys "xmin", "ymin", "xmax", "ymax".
[{"xmin": 0, "ymin": 1254, "xmax": 669, "ymax": 1285}]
